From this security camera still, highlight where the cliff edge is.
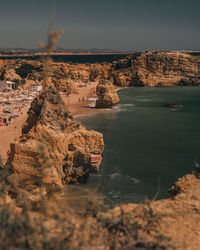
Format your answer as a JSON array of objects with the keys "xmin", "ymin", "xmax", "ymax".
[{"xmin": 112, "ymin": 52, "xmax": 200, "ymax": 87}]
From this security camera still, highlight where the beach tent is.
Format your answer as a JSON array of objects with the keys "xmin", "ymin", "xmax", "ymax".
[
  {"xmin": 90, "ymin": 154, "xmax": 101, "ymax": 163},
  {"xmin": 3, "ymin": 108, "xmax": 12, "ymax": 113},
  {"xmin": 11, "ymin": 111, "xmax": 19, "ymax": 117},
  {"xmin": 87, "ymin": 98, "xmax": 97, "ymax": 108},
  {"xmin": 0, "ymin": 99, "xmax": 7, "ymax": 102},
  {"xmin": 26, "ymin": 96, "xmax": 34, "ymax": 100}
]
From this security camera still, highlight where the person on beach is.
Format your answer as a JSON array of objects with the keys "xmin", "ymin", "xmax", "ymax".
[{"xmin": 82, "ymin": 96, "xmax": 85, "ymax": 103}]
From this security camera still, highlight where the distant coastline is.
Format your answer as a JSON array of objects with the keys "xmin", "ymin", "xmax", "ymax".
[
  {"xmin": 0, "ymin": 52, "xmax": 132, "ymax": 58},
  {"xmin": 0, "ymin": 53, "xmax": 131, "ymax": 64}
]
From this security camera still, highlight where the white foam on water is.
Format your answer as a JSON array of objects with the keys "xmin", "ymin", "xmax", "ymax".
[
  {"xmin": 109, "ymin": 172, "xmax": 140, "ymax": 184},
  {"xmin": 139, "ymin": 98, "xmax": 151, "ymax": 102},
  {"xmin": 108, "ymin": 191, "xmax": 121, "ymax": 199},
  {"xmin": 131, "ymin": 177, "xmax": 140, "ymax": 184},
  {"xmin": 119, "ymin": 103, "xmax": 136, "ymax": 107},
  {"xmin": 110, "ymin": 172, "xmax": 121, "ymax": 180}
]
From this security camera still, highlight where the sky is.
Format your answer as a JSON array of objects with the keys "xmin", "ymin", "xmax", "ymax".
[{"xmin": 0, "ymin": 0, "xmax": 200, "ymax": 51}]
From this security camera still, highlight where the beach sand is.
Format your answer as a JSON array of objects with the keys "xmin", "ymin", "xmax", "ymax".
[
  {"xmin": 0, "ymin": 107, "xmax": 29, "ymax": 161},
  {"xmin": 62, "ymin": 82, "xmax": 105, "ymax": 117},
  {"xmin": 0, "ymin": 82, "xmax": 105, "ymax": 160}
]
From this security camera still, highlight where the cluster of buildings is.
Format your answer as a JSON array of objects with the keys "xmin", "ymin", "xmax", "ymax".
[
  {"xmin": 0, "ymin": 80, "xmax": 16, "ymax": 91},
  {"xmin": 0, "ymin": 80, "xmax": 42, "ymax": 92},
  {"xmin": 0, "ymin": 81, "xmax": 42, "ymax": 127}
]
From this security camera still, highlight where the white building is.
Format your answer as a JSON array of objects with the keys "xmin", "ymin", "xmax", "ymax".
[
  {"xmin": 0, "ymin": 80, "xmax": 15, "ymax": 91},
  {"xmin": 30, "ymin": 84, "xmax": 43, "ymax": 92}
]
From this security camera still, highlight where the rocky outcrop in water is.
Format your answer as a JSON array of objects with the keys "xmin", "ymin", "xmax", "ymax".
[
  {"xmin": 112, "ymin": 52, "xmax": 200, "ymax": 87},
  {"xmin": 95, "ymin": 80, "xmax": 120, "ymax": 108},
  {"xmin": 7, "ymin": 87, "xmax": 104, "ymax": 203}
]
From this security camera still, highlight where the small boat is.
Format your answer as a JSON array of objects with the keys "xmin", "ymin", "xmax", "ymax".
[{"xmin": 163, "ymin": 103, "xmax": 181, "ymax": 108}]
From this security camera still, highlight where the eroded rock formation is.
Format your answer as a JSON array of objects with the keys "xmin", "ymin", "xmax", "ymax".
[
  {"xmin": 2, "ymin": 52, "xmax": 200, "ymax": 91},
  {"xmin": 112, "ymin": 52, "xmax": 200, "ymax": 86},
  {"xmin": 96, "ymin": 171, "xmax": 200, "ymax": 249},
  {"xmin": 7, "ymin": 87, "xmax": 104, "ymax": 203},
  {"xmin": 0, "ymin": 167, "xmax": 200, "ymax": 249},
  {"xmin": 96, "ymin": 80, "xmax": 120, "ymax": 108}
]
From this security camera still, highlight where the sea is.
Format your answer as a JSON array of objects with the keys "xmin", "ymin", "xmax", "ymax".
[
  {"xmin": 78, "ymin": 86, "xmax": 200, "ymax": 205},
  {"xmin": 1, "ymin": 54, "xmax": 128, "ymax": 64}
]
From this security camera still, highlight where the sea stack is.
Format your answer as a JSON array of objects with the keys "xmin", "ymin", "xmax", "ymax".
[
  {"xmin": 7, "ymin": 87, "xmax": 104, "ymax": 193},
  {"xmin": 95, "ymin": 80, "xmax": 120, "ymax": 108}
]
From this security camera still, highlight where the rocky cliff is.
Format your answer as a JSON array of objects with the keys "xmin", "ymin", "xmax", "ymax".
[
  {"xmin": 96, "ymin": 80, "xmax": 120, "ymax": 108},
  {"xmin": 2, "ymin": 52, "xmax": 200, "ymax": 90},
  {"xmin": 7, "ymin": 87, "xmax": 104, "ymax": 203},
  {"xmin": 95, "ymin": 171, "xmax": 200, "ymax": 249},
  {"xmin": 112, "ymin": 52, "xmax": 200, "ymax": 86},
  {"xmin": 1, "ymin": 167, "xmax": 199, "ymax": 249},
  {"xmin": 0, "ymin": 60, "xmax": 111, "ymax": 92}
]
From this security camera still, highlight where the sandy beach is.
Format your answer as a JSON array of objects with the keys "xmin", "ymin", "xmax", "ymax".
[
  {"xmin": 0, "ymin": 107, "xmax": 29, "ymax": 160},
  {"xmin": 62, "ymin": 81, "xmax": 106, "ymax": 117},
  {"xmin": 0, "ymin": 82, "xmax": 105, "ymax": 160}
]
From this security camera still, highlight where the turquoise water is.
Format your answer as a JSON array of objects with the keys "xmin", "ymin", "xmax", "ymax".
[{"xmin": 78, "ymin": 86, "xmax": 200, "ymax": 204}]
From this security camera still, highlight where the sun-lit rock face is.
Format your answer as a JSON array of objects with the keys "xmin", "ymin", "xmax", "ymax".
[
  {"xmin": 112, "ymin": 52, "xmax": 200, "ymax": 86},
  {"xmin": 8, "ymin": 87, "xmax": 104, "ymax": 191},
  {"xmin": 95, "ymin": 80, "xmax": 120, "ymax": 108}
]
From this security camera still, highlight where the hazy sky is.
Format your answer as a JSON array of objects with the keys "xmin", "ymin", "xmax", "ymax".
[{"xmin": 0, "ymin": 0, "xmax": 200, "ymax": 51}]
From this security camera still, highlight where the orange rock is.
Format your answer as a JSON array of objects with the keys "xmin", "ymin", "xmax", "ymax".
[
  {"xmin": 7, "ymin": 87, "xmax": 104, "ymax": 202},
  {"xmin": 96, "ymin": 80, "xmax": 120, "ymax": 108}
]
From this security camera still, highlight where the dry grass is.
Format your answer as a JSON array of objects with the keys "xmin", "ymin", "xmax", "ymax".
[{"xmin": 0, "ymin": 148, "xmax": 176, "ymax": 250}]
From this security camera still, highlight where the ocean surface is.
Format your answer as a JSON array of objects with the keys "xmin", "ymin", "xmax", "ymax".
[
  {"xmin": 78, "ymin": 86, "xmax": 200, "ymax": 205},
  {"xmin": 1, "ymin": 54, "xmax": 128, "ymax": 64}
]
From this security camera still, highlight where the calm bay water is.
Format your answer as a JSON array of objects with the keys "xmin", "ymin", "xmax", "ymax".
[{"xmin": 78, "ymin": 86, "xmax": 200, "ymax": 204}]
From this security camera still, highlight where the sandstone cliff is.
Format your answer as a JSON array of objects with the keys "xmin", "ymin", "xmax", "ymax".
[
  {"xmin": 0, "ymin": 60, "xmax": 112, "ymax": 93},
  {"xmin": 0, "ymin": 54, "xmax": 200, "ymax": 248},
  {"xmin": 0, "ymin": 167, "xmax": 199, "ymax": 249},
  {"xmin": 96, "ymin": 171, "xmax": 200, "ymax": 249},
  {"xmin": 96, "ymin": 80, "xmax": 120, "ymax": 108},
  {"xmin": 112, "ymin": 52, "xmax": 200, "ymax": 87},
  {"xmin": 7, "ymin": 87, "xmax": 104, "ymax": 203},
  {"xmin": 2, "ymin": 52, "xmax": 200, "ymax": 90}
]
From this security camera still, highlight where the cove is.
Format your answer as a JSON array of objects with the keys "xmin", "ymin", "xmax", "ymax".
[{"xmin": 78, "ymin": 86, "xmax": 200, "ymax": 204}]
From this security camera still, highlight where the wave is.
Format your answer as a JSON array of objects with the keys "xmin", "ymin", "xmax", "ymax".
[
  {"xmin": 110, "ymin": 172, "xmax": 121, "ymax": 180},
  {"xmin": 109, "ymin": 172, "xmax": 140, "ymax": 184},
  {"xmin": 110, "ymin": 103, "xmax": 137, "ymax": 113},
  {"xmin": 119, "ymin": 103, "xmax": 136, "ymax": 107}
]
